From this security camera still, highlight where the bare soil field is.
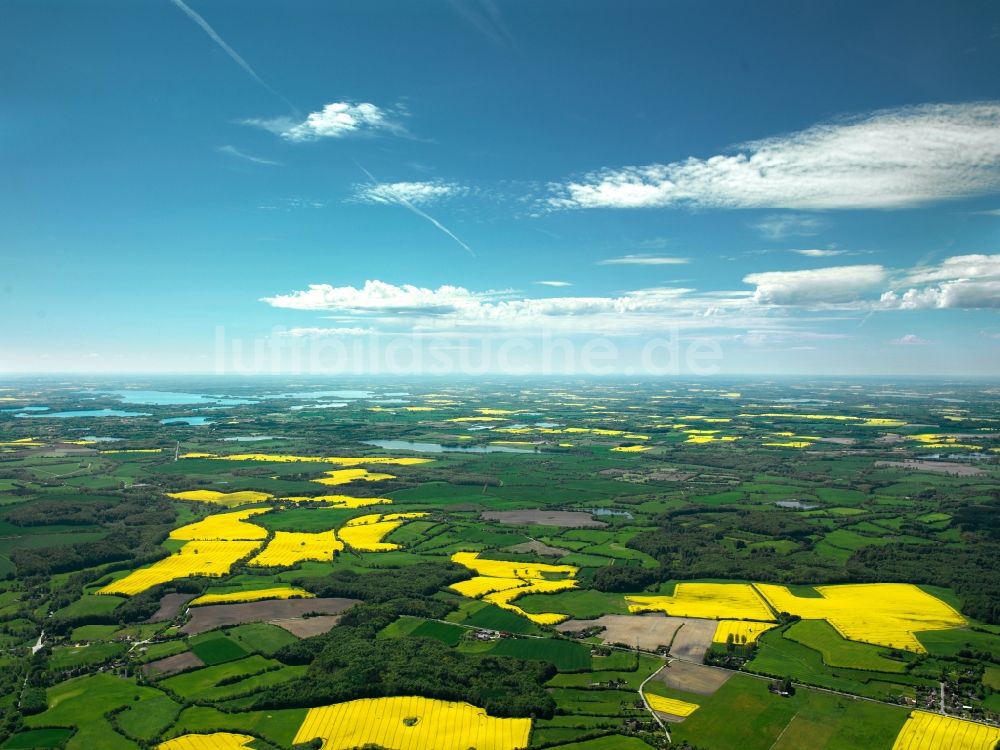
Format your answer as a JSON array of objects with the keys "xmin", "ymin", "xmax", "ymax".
[
  {"xmin": 875, "ymin": 460, "xmax": 985, "ymax": 476},
  {"xmin": 181, "ymin": 597, "xmax": 359, "ymax": 635},
  {"xmin": 147, "ymin": 593, "xmax": 192, "ymax": 623},
  {"xmin": 557, "ymin": 613, "xmax": 713, "ymax": 655},
  {"xmin": 656, "ymin": 659, "xmax": 731, "ymax": 695},
  {"xmin": 505, "ymin": 539, "xmax": 571, "ymax": 556},
  {"xmin": 143, "ymin": 651, "xmax": 203, "ymax": 677},
  {"xmin": 270, "ymin": 614, "xmax": 344, "ymax": 637},
  {"xmin": 481, "ymin": 510, "xmax": 607, "ymax": 528}
]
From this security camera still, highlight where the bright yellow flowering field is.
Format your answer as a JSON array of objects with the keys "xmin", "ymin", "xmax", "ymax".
[
  {"xmin": 337, "ymin": 512, "xmax": 428, "ymax": 552},
  {"xmin": 165, "ymin": 490, "xmax": 273, "ymax": 508},
  {"xmin": 180, "ymin": 452, "xmax": 431, "ymax": 466},
  {"xmin": 450, "ymin": 552, "xmax": 578, "ymax": 625},
  {"xmin": 249, "ymin": 531, "xmax": 343, "ymax": 567},
  {"xmin": 627, "ymin": 583, "xmax": 775, "ymax": 622},
  {"xmin": 891, "ymin": 710, "xmax": 1000, "ymax": 750},
  {"xmin": 158, "ymin": 733, "xmax": 257, "ymax": 750},
  {"xmin": 713, "ymin": 620, "xmax": 776, "ymax": 644},
  {"xmin": 293, "ymin": 696, "xmax": 531, "ymax": 750},
  {"xmin": 169, "ymin": 509, "xmax": 269, "ymax": 541},
  {"xmin": 312, "ymin": 468, "xmax": 395, "ymax": 486},
  {"xmin": 611, "ymin": 445, "xmax": 650, "ymax": 452},
  {"xmin": 98, "ymin": 541, "xmax": 261, "ymax": 596},
  {"xmin": 645, "ymin": 693, "xmax": 699, "ymax": 717},
  {"xmin": 756, "ymin": 583, "xmax": 965, "ymax": 652},
  {"xmin": 188, "ymin": 586, "xmax": 314, "ymax": 606},
  {"xmin": 281, "ymin": 495, "xmax": 392, "ymax": 508}
]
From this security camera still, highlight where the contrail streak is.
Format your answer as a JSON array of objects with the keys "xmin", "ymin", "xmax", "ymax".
[
  {"xmin": 170, "ymin": 0, "xmax": 298, "ymax": 113},
  {"xmin": 355, "ymin": 162, "xmax": 475, "ymax": 258}
]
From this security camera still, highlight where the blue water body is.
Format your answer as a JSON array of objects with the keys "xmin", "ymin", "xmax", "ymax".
[
  {"xmin": 80, "ymin": 435, "xmax": 123, "ymax": 442},
  {"xmin": 1, "ymin": 406, "xmax": 49, "ymax": 412},
  {"xmin": 160, "ymin": 416, "xmax": 214, "ymax": 426},
  {"xmin": 774, "ymin": 500, "xmax": 818, "ymax": 510},
  {"xmin": 221, "ymin": 435, "xmax": 282, "ymax": 442},
  {"xmin": 534, "ymin": 422, "xmax": 562, "ymax": 428},
  {"xmin": 372, "ymin": 398, "xmax": 410, "ymax": 404},
  {"xmin": 364, "ymin": 439, "xmax": 533, "ymax": 454},
  {"xmin": 16, "ymin": 409, "xmax": 151, "ymax": 418},
  {"xmin": 100, "ymin": 390, "xmax": 256, "ymax": 406}
]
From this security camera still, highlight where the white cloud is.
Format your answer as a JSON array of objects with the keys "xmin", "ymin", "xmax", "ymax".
[
  {"xmin": 753, "ymin": 214, "xmax": 825, "ymax": 239},
  {"xmin": 597, "ymin": 255, "xmax": 690, "ymax": 266},
  {"xmin": 880, "ymin": 254, "xmax": 1000, "ymax": 309},
  {"xmin": 892, "ymin": 334, "xmax": 931, "ymax": 345},
  {"xmin": 744, "ymin": 265, "xmax": 886, "ymax": 305},
  {"xmin": 549, "ymin": 102, "xmax": 1000, "ymax": 210},
  {"xmin": 793, "ymin": 248, "xmax": 845, "ymax": 258},
  {"xmin": 354, "ymin": 181, "xmax": 464, "ymax": 206},
  {"xmin": 245, "ymin": 102, "xmax": 394, "ymax": 142},
  {"xmin": 536, "ymin": 280, "xmax": 572, "ymax": 287},
  {"xmin": 218, "ymin": 145, "xmax": 280, "ymax": 166}
]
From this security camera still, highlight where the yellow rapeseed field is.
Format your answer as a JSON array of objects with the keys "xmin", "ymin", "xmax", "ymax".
[
  {"xmin": 762, "ymin": 441, "xmax": 813, "ymax": 448},
  {"xmin": 713, "ymin": 620, "xmax": 776, "ymax": 644},
  {"xmin": 756, "ymin": 583, "xmax": 966, "ymax": 652},
  {"xmin": 280, "ymin": 495, "xmax": 392, "ymax": 508},
  {"xmin": 312, "ymin": 468, "xmax": 395, "ymax": 486},
  {"xmin": 189, "ymin": 586, "xmax": 314, "ymax": 606},
  {"xmin": 249, "ymin": 531, "xmax": 343, "ymax": 567},
  {"xmin": 684, "ymin": 435, "xmax": 740, "ymax": 444},
  {"xmin": 337, "ymin": 512, "xmax": 427, "ymax": 552},
  {"xmin": 451, "ymin": 552, "xmax": 578, "ymax": 625},
  {"xmin": 169, "ymin": 509, "xmax": 269, "ymax": 541},
  {"xmin": 611, "ymin": 445, "xmax": 650, "ymax": 452},
  {"xmin": 627, "ymin": 583, "xmax": 775, "ymax": 622},
  {"xmin": 165, "ymin": 490, "xmax": 273, "ymax": 508},
  {"xmin": 293, "ymin": 695, "xmax": 531, "ymax": 750},
  {"xmin": 180, "ymin": 452, "xmax": 431, "ymax": 466},
  {"xmin": 98, "ymin": 541, "xmax": 262, "ymax": 596},
  {"xmin": 158, "ymin": 733, "xmax": 257, "ymax": 750},
  {"xmin": 891, "ymin": 711, "xmax": 1000, "ymax": 750},
  {"xmin": 645, "ymin": 694, "xmax": 699, "ymax": 717}
]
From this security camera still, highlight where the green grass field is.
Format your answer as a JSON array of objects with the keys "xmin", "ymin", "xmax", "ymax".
[
  {"xmin": 671, "ymin": 673, "xmax": 909, "ymax": 750},
  {"xmin": 784, "ymin": 620, "xmax": 909, "ymax": 672},
  {"xmin": 189, "ymin": 634, "xmax": 250, "ymax": 665},
  {"xmin": 488, "ymin": 637, "xmax": 592, "ymax": 671},
  {"xmin": 1, "ymin": 728, "xmax": 75, "ymax": 749}
]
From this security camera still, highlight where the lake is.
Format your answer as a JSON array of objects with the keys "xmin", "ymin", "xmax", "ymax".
[
  {"xmin": 160, "ymin": 416, "xmax": 214, "ymax": 426},
  {"xmin": 16, "ymin": 409, "xmax": 151, "ymax": 418}
]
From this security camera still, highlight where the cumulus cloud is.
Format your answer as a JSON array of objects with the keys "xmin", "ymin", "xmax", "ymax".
[
  {"xmin": 880, "ymin": 254, "xmax": 1000, "ymax": 309},
  {"xmin": 536, "ymin": 280, "xmax": 572, "ymax": 287},
  {"xmin": 354, "ymin": 181, "xmax": 464, "ymax": 206},
  {"xmin": 891, "ymin": 334, "xmax": 931, "ymax": 345},
  {"xmin": 597, "ymin": 255, "xmax": 690, "ymax": 266},
  {"xmin": 744, "ymin": 265, "xmax": 886, "ymax": 305},
  {"xmin": 549, "ymin": 102, "xmax": 1000, "ymax": 210},
  {"xmin": 245, "ymin": 102, "xmax": 396, "ymax": 142}
]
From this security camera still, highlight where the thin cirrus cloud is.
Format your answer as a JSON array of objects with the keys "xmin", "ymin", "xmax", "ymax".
[
  {"xmin": 548, "ymin": 102, "xmax": 1000, "ymax": 211},
  {"xmin": 244, "ymin": 102, "xmax": 398, "ymax": 142},
  {"xmin": 354, "ymin": 181, "xmax": 466, "ymax": 206},
  {"xmin": 218, "ymin": 145, "xmax": 281, "ymax": 166},
  {"xmin": 793, "ymin": 248, "xmax": 846, "ymax": 258},
  {"xmin": 597, "ymin": 255, "xmax": 690, "ymax": 266},
  {"xmin": 891, "ymin": 334, "xmax": 931, "ymax": 345},
  {"xmin": 536, "ymin": 281, "xmax": 572, "ymax": 287}
]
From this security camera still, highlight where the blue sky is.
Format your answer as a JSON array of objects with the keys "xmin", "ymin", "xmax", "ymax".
[{"xmin": 2, "ymin": 0, "xmax": 999, "ymax": 375}]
